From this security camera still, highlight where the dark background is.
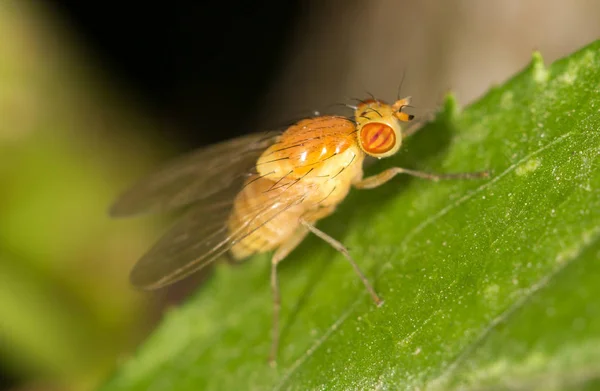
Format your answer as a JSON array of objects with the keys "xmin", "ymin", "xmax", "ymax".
[{"xmin": 48, "ymin": 1, "xmax": 305, "ymax": 146}]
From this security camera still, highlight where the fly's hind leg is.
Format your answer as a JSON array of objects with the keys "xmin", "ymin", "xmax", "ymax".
[
  {"xmin": 269, "ymin": 226, "xmax": 309, "ymax": 367},
  {"xmin": 354, "ymin": 167, "xmax": 489, "ymax": 189},
  {"xmin": 300, "ymin": 219, "xmax": 383, "ymax": 306}
]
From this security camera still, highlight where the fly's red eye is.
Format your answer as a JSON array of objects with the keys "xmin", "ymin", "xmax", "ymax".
[{"xmin": 360, "ymin": 122, "xmax": 396, "ymax": 155}]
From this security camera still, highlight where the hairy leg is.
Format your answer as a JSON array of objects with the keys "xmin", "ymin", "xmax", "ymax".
[
  {"xmin": 354, "ymin": 167, "xmax": 489, "ymax": 189},
  {"xmin": 268, "ymin": 226, "xmax": 309, "ymax": 366},
  {"xmin": 300, "ymin": 219, "xmax": 382, "ymax": 306}
]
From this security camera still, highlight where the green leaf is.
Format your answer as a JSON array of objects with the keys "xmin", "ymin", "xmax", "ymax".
[{"xmin": 99, "ymin": 40, "xmax": 600, "ymax": 390}]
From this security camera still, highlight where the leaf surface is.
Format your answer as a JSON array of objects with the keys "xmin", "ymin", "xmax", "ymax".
[{"xmin": 100, "ymin": 40, "xmax": 600, "ymax": 391}]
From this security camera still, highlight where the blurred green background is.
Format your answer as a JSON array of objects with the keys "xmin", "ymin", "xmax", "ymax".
[{"xmin": 1, "ymin": 1, "xmax": 599, "ymax": 390}]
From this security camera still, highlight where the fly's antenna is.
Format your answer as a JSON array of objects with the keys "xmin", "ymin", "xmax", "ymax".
[
  {"xmin": 393, "ymin": 96, "xmax": 416, "ymax": 122},
  {"xmin": 399, "ymin": 103, "xmax": 416, "ymax": 112},
  {"xmin": 399, "ymin": 103, "xmax": 416, "ymax": 121}
]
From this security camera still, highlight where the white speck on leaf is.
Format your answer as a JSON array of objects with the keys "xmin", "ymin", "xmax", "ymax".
[{"xmin": 515, "ymin": 158, "xmax": 541, "ymax": 176}]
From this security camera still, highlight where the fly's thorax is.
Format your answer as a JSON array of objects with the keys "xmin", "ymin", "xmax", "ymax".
[
  {"xmin": 303, "ymin": 146, "xmax": 365, "ymax": 207},
  {"xmin": 255, "ymin": 138, "xmax": 365, "ymax": 208},
  {"xmin": 255, "ymin": 116, "xmax": 358, "ymax": 180},
  {"xmin": 257, "ymin": 143, "xmax": 364, "ymax": 182}
]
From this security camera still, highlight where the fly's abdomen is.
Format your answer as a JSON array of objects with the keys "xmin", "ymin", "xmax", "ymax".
[{"xmin": 228, "ymin": 175, "xmax": 304, "ymax": 260}]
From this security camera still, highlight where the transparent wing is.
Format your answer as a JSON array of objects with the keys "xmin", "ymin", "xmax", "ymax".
[
  {"xmin": 109, "ymin": 131, "xmax": 281, "ymax": 217},
  {"xmin": 129, "ymin": 181, "xmax": 310, "ymax": 290}
]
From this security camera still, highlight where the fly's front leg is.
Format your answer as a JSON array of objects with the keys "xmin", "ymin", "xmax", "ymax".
[
  {"xmin": 354, "ymin": 167, "xmax": 489, "ymax": 189},
  {"xmin": 269, "ymin": 226, "xmax": 309, "ymax": 367}
]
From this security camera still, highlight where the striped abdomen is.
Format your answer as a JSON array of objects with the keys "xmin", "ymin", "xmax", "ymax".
[{"xmin": 228, "ymin": 175, "xmax": 306, "ymax": 260}]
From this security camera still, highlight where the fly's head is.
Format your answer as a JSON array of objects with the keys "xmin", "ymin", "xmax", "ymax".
[{"xmin": 355, "ymin": 96, "xmax": 414, "ymax": 159}]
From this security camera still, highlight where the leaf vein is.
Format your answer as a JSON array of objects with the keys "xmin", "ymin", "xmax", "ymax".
[
  {"xmin": 427, "ymin": 225, "xmax": 600, "ymax": 389},
  {"xmin": 274, "ymin": 301, "xmax": 361, "ymax": 390},
  {"xmin": 399, "ymin": 131, "xmax": 575, "ymax": 251}
]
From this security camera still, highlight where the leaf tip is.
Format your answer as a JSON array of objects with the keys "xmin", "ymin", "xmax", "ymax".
[
  {"xmin": 530, "ymin": 51, "xmax": 549, "ymax": 84},
  {"xmin": 441, "ymin": 92, "xmax": 461, "ymax": 120}
]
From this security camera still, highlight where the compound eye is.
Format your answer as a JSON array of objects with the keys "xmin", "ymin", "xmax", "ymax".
[{"xmin": 359, "ymin": 122, "xmax": 398, "ymax": 157}]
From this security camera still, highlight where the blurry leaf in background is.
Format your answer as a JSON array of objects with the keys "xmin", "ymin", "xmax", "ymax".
[
  {"xmin": 0, "ymin": 1, "xmax": 174, "ymax": 390},
  {"xmin": 99, "ymin": 40, "xmax": 600, "ymax": 390}
]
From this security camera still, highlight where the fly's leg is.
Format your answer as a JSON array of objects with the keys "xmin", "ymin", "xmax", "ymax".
[
  {"xmin": 269, "ymin": 260, "xmax": 279, "ymax": 367},
  {"xmin": 354, "ymin": 167, "xmax": 489, "ymax": 189},
  {"xmin": 300, "ymin": 219, "xmax": 383, "ymax": 306},
  {"xmin": 269, "ymin": 226, "xmax": 309, "ymax": 367}
]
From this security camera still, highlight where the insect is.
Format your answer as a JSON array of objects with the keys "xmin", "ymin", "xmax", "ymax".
[{"xmin": 109, "ymin": 95, "xmax": 489, "ymax": 365}]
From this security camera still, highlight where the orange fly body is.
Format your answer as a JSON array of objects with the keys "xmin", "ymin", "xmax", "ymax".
[{"xmin": 109, "ymin": 96, "xmax": 488, "ymax": 365}]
